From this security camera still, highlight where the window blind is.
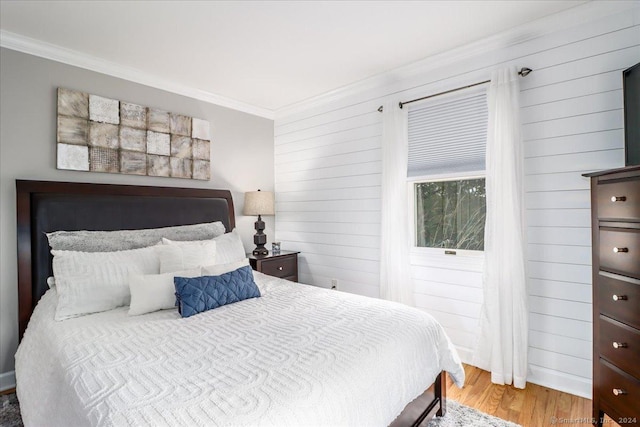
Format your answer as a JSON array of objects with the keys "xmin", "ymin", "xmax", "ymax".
[{"xmin": 407, "ymin": 89, "xmax": 488, "ymax": 178}]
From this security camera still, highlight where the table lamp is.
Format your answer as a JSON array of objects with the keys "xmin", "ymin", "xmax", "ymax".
[{"xmin": 243, "ymin": 190, "xmax": 275, "ymax": 256}]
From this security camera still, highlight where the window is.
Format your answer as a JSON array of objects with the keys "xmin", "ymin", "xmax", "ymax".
[
  {"xmin": 415, "ymin": 178, "xmax": 485, "ymax": 250},
  {"xmin": 407, "ymin": 88, "xmax": 488, "ymax": 252}
]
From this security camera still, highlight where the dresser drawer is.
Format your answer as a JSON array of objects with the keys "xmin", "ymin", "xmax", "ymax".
[
  {"xmin": 598, "ymin": 359, "xmax": 640, "ymax": 421},
  {"xmin": 599, "ymin": 315, "xmax": 640, "ymax": 379},
  {"xmin": 599, "ymin": 229, "xmax": 640, "ymax": 279},
  {"xmin": 597, "ymin": 179, "xmax": 640, "ymax": 220},
  {"xmin": 259, "ymin": 256, "xmax": 297, "ymax": 279},
  {"xmin": 598, "ymin": 273, "xmax": 640, "ymax": 330}
]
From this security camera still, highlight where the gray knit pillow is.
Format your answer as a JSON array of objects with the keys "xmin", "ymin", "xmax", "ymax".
[{"xmin": 46, "ymin": 221, "xmax": 226, "ymax": 252}]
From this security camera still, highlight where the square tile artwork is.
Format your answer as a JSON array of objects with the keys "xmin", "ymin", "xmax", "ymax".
[{"xmin": 56, "ymin": 88, "xmax": 211, "ymax": 180}]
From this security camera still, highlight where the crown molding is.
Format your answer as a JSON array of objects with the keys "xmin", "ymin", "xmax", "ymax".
[
  {"xmin": 274, "ymin": 0, "xmax": 639, "ymax": 121},
  {"xmin": 2, "ymin": 1, "xmax": 637, "ymax": 122},
  {"xmin": 0, "ymin": 30, "xmax": 275, "ymax": 120}
]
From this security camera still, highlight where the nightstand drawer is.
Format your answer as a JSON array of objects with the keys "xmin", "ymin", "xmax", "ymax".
[
  {"xmin": 597, "ymin": 180, "xmax": 640, "ymax": 221},
  {"xmin": 599, "ymin": 315, "xmax": 640, "ymax": 379},
  {"xmin": 260, "ymin": 256, "xmax": 296, "ymax": 278},
  {"xmin": 249, "ymin": 251, "xmax": 299, "ymax": 282},
  {"xmin": 599, "ymin": 229, "xmax": 640, "ymax": 279}
]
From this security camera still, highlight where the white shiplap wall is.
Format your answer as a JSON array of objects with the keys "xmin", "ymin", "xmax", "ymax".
[
  {"xmin": 274, "ymin": 4, "xmax": 640, "ymax": 398},
  {"xmin": 275, "ymin": 110, "xmax": 383, "ymax": 298}
]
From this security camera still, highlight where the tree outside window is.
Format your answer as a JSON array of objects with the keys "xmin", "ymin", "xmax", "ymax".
[{"xmin": 415, "ymin": 178, "xmax": 486, "ymax": 251}]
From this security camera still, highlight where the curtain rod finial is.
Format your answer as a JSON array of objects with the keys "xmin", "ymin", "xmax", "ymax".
[{"xmin": 519, "ymin": 67, "xmax": 533, "ymax": 77}]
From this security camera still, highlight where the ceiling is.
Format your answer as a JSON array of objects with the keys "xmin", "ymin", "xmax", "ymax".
[{"xmin": 1, "ymin": 1, "xmax": 590, "ymax": 115}]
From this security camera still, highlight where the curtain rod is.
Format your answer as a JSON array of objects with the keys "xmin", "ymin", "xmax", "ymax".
[{"xmin": 376, "ymin": 67, "xmax": 532, "ymax": 112}]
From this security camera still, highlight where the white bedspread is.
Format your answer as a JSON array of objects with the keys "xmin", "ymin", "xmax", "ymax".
[{"xmin": 16, "ymin": 272, "xmax": 464, "ymax": 427}]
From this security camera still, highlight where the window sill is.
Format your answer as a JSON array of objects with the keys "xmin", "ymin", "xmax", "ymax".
[
  {"xmin": 410, "ymin": 247, "xmax": 483, "ymax": 258},
  {"xmin": 410, "ymin": 247, "xmax": 484, "ymax": 271}
]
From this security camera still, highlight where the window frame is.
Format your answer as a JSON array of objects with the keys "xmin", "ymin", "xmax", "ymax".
[{"xmin": 408, "ymin": 169, "xmax": 486, "ymax": 259}]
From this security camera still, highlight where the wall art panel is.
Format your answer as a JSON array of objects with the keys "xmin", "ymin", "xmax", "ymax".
[{"xmin": 56, "ymin": 88, "xmax": 211, "ymax": 180}]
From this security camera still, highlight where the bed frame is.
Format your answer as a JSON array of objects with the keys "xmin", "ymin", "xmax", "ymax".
[{"xmin": 15, "ymin": 179, "xmax": 446, "ymax": 426}]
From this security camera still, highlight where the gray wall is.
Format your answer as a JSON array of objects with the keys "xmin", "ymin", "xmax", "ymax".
[{"xmin": 0, "ymin": 48, "xmax": 275, "ymax": 376}]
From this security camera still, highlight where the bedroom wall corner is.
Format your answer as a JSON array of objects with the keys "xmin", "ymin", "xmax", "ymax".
[{"xmin": 0, "ymin": 47, "xmax": 275, "ymax": 376}]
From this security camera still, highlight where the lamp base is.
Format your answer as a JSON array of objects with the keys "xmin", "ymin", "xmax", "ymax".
[
  {"xmin": 252, "ymin": 214, "xmax": 269, "ymax": 256},
  {"xmin": 252, "ymin": 246, "xmax": 269, "ymax": 256}
]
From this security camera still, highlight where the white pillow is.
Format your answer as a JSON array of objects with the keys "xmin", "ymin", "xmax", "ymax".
[
  {"xmin": 128, "ymin": 268, "xmax": 201, "ymax": 316},
  {"xmin": 156, "ymin": 240, "xmax": 216, "ymax": 273},
  {"xmin": 212, "ymin": 230, "xmax": 246, "ymax": 264},
  {"xmin": 52, "ymin": 245, "xmax": 160, "ymax": 320},
  {"xmin": 202, "ymin": 258, "xmax": 250, "ymax": 276},
  {"xmin": 163, "ymin": 229, "xmax": 245, "ymax": 265}
]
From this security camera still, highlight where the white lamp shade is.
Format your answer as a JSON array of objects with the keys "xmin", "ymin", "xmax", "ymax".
[{"xmin": 243, "ymin": 191, "xmax": 275, "ymax": 216}]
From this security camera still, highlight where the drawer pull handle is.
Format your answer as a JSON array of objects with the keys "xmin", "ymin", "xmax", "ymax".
[
  {"xmin": 612, "ymin": 388, "xmax": 627, "ymax": 396},
  {"xmin": 611, "ymin": 196, "xmax": 627, "ymax": 202},
  {"xmin": 613, "ymin": 342, "xmax": 628, "ymax": 349},
  {"xmin": 612, "ymin": 294, "xmax": 627, "ymax": 301},
  {"xmin": 613, "ymin": 247, "xmax": 629, "ymax": 253},
  {"xmin": 278, "ymin": 266, "xmax": 283, "ymax": 271}
]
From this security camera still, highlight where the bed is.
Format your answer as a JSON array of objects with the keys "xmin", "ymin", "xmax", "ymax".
[{"xmin": 15, "ymin": 180, "xmax": 464, "ymax": 426}]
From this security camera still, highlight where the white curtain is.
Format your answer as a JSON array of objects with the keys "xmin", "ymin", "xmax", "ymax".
[
  {"xmin": 380, "ymin": 101, "xmax": 414, "ymax": 306},
  {"xmin": 473, "ymin": 67, "xmax": 528, "ymax": 389}
]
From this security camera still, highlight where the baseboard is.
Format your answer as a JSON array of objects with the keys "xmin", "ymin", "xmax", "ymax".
[
  {"xmin": 454, "ymin": 345, "xmax": 475, "ymax": 366},
  {"xmin": 0, "ymin": 371, "xmax": 16, "ymax": 392},
  {"xmin": 528, "ymin": 365, "xmax": 591, "ymax": 399},
  {"xmin": 456, "ymin": 346, "xmax": 591, "ymax": 399}
]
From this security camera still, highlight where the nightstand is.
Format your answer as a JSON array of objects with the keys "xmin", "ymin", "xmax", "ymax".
[{"xmin": 248, "ymin": 251, "xmax": 299, "ymax": 282}]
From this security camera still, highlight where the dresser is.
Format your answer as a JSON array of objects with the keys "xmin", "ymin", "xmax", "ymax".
[
  {"xmin": 248, "ymin": 250, "xmax": 299, "ymax": 282},
  {"xmin": 584, "ymin": 165, "xmax": 640, "ymax": 427}
]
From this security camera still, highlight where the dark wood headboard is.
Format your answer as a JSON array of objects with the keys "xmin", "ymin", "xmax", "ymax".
[{"xmin": 16, "ymin": 180, "xmax": 235, "ymax": 339}]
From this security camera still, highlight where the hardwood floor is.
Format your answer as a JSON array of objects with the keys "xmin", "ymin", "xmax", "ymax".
[
  {"xmin": 0, "ymin": 387, "xmax": 14, "ymax": 396},
  {"xmin": 446, "ymin": 364, "xmax": 618, "ymax": 427}
]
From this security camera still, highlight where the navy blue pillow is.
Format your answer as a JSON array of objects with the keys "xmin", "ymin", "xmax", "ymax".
[{"xmin": 174, "ymin": 265, "xmax": 261, "ymax": 318}]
